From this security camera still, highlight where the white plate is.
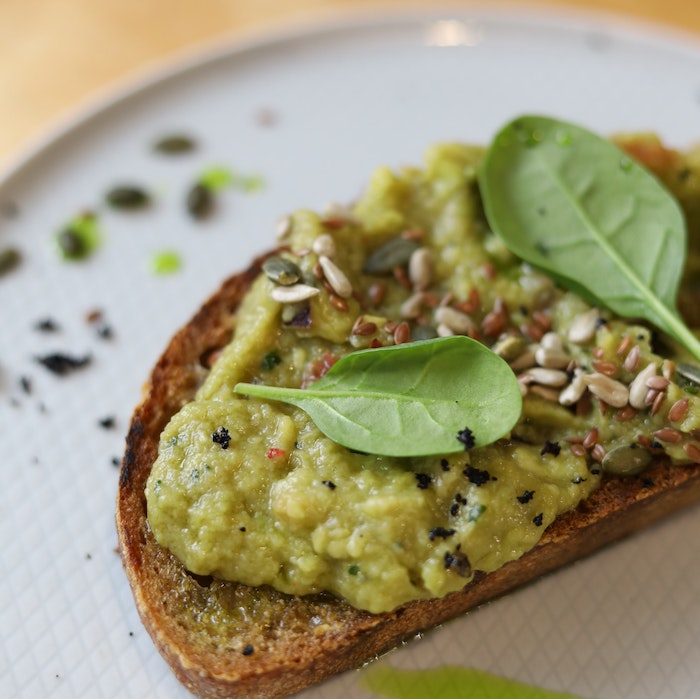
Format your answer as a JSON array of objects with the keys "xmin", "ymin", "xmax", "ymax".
[{"xmin": 2, "ymin": 8, "xmax": 700, "ymax": 699}]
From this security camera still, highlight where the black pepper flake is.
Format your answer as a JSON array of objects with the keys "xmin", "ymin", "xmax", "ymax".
[
  {"xmin": 19, "ymin": 376, "xmax": 32, "ymax": 395},
  {"xmin": 444, "ymin": 546, "xmax": 471, "ymax": 578},
  {"xmin": 595, "ymin": 316, "xmax": 607, "ymax": 328},
  {"xmin": 440, "ymin": 458, "xmax": 450, "ymax": 471},
  {"xmin": 540, "ymin": 440, "xmax": 561, "ymax": 456},
  {"xmin": 641, "ymin": 477, "xmax": 654, "ymax": 488},
  {"xmin": 429, "ymin": 527, "xmax": 456, "ymax": 541},
  {"xmin": 322, "ymin": 480, "xmax": 336, "ymax": 490},
  {"xmin": 591, "ymin": 467, "xmax": 601, "ymax": 475},
  {"xmin": 463, "ymin": 465, "xmax": 491, "ymax": 486},
  {"xmin": 34, "ymin": 318, "xmax": 60, "ymax": 332},
  {"xmin": 415, "ymin": 473, "xmax": 432, "ymax": 489},
  {"xmin": 35, "ymin": 353, "xmax": 91, "ymax": 376},
  {"xmin": 533, "ymin": 513, "xmax": 544, "ymax": 527},
  {"xmin": 98, "ymin": 416, "xmax": 116, "ymax": 429},
  {"xmin": 212, "ymin": 426, "xmax": 231, "ymax": 449},
  {"xmin": 239, "ymin": 526, "xmax": 247, "ymax": 532},
  {"xmin": 517, "ymin": 490, "xmax": 535, "ymax": 504},
  {"xmin": 242, "ymin": 644, "xmax": 255, "ymax": 656},
  {"xmin": 111, "ymin": 457, "xmax": 120, "ymax": 467},
  {"xmin": 456, "ymin": 427, "xmax": 475, "ymax": 450},
  {"xmin": 572, "ymin": 475, "xmax": 586, "ymax": 485}
]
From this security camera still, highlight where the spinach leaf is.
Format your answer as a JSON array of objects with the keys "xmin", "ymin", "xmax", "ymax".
[
  {"xmin": 235, "ymin": 336, "xmax": 522, "ymax": 457},
  {"xmin": 479, "ymin": 115, "xmax": 700, "ymax": 361}
]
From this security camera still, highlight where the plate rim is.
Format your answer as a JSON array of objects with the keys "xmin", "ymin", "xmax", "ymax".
[{"xmin": 3, "ymin": 3, "xmax": 700, "ymax": 189}]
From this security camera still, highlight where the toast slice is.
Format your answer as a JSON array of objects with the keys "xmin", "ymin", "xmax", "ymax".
[{"xmin": 116, "ymin": 246, "xmax": 700, "ymax": 699}]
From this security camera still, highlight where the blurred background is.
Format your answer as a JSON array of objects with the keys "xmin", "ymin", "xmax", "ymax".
[{"xmin": 2, "ymin": 0, "xmax": 700, "ymax": 170}]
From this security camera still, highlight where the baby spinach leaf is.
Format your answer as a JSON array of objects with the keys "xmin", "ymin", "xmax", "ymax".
[
  {"xmin": 479, "ymin": 115, "xmax": 700, "ymax": 361},
  {"xmin": 235, "ymin": 336, "xmax": 522, "ymax": 457}
]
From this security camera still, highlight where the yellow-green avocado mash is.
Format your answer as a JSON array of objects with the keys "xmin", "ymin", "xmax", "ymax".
[{"xmin": 147, "ymin": 139, "xmax": 700, "ymax": 614}]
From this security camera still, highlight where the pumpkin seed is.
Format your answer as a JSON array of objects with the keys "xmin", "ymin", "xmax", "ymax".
[
  {"xmin": 677, "ymin": 362, "xmax": 700, "ymax": 387},
  {"xmin": 601, "ymin": 444, "xmax": 652, "ymax": 476},
  {"xmin": 363, "ymin": 236, "xmax": 420, "ymax": 275},
  {"xmin": 412, "ymin": 324, "xmax": 438, "ymax": 341},
  {"xmin": 262, "ymin": 256, "xmax": 302, "ymax": 286}
]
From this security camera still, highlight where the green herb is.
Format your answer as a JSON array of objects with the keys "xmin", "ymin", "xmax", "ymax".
[
  {"xmin": 479, "ymin": 115, "xmax": 700, "ymax": 362},
  {"xmin": 235, "ymin": 336, "xmax": 522, "ymax": 457},
  {"xmin": 150, "ymin": 250, "xmax": 182, "ymax": 275},
  {"xmin": 348, "ymin": 564, "xmax": 360, "ymax": 575},
  {"xmin": 199, "ymin": 166, "xmax": 234, "ymax": 192},
  {"xmin": 467, "ymin": 504, "xmax": 486, "ymax": 522},
  {"xmin": 56, "ymin": 212, "xmax": 101, "ymax": 261},
  {"xmin": 261, "ymin": 351, "xmax": 282, "ymax": 370}
]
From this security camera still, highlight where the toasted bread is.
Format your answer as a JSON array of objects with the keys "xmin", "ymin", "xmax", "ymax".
[{"xmin": 116, "ymin": 246, "xmax": 700, "ymax": 699}]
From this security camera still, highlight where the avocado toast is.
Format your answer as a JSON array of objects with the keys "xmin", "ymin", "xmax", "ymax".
[{"xmin": 117, "ymin": 124, "xmax": 700, "ymax": 698}]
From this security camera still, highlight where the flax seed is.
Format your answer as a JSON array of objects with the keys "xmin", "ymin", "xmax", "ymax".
[
  {"xmin": 616, "ymin": 334, "xmax": 632, "ymax": 356},
  {"xmin": 668, "ymin": 398, "xmax": 690, "ymax": 423},
  {"xmin": 368, "ymin": 282, "xmax": 386, "ymax": 306},
  {"xmin": 532, "ymin": 310, "xmax": 552, "ymax": 331},
  {"xmin": 614, "ymin": 405, "xmax": 637, "ymax": 421},
  {"xmin": 520, "ymin": 322, "xmax": 544, "ymax": 342},
  {"xmin": 653, "ymin": 428, "xmax": 683, "ymax": 443},
  {"xmin": 456, "ymin": 288, "xmax": 480, "ymax": 314},
  {"xmin": 582, "ymin": 428, "xmax": 599, "ymax": 449},
  {"xmin": 651, "ymin": 390, "xmax": 666, "ymax": 416},
  {"xmin": 592, "ymin": 360, "xmax": 619, "ymax": 377},
  {"xmin": 646, "ymin": 375, "xmax": 670, "ymax": 391},
  {"xmin": 481, "ymin": 262, "xmax": 496, "ymax": 280},
  {"xmin": 352, "ymin": 318, "xmax": 377, "ymax": 336},
  {"xmin": 592, "ymin": 347, "xmax": 605, "ymax": 359},
  {"xmin": 623, "ymin": 345, "xmax": 640, "ymax": 372},
  {"xmin": 481, "ymin": 310, "xmax": 506, "ymax": 338},
  {"xmin": 393, "ymin": 265, "xmax": 411, "ymax": 290},
  {"xmin": 683, "ymin": 443, "xmax": 700, "ymax": 463},
  {"xmin": 329, "ymin": 294, "xmax": 349, "ymax": 312},
  {"xmin": 591, "ymin": 444, "xmax": 607, "ymax": 462},
  {"xmin": 401, "ymin": 229, "xmax": 425, "ymax": 241},
  {"xmin": 393, "ymin": 321, "xmax": 411, "ymax": 345},
  {"xmin": 570, "ymin": 444, "xmax": 587, "ymax": 458}
]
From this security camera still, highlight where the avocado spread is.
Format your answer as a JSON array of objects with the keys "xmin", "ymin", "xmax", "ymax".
[{"xmin": 147, "ymin": 138, "xmax": 700, "ymax": 614}]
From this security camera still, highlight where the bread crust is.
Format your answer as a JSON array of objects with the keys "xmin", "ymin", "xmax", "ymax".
[{"xmin": 116, "ymin": 251, "xmax": 700, "ymax": 699}]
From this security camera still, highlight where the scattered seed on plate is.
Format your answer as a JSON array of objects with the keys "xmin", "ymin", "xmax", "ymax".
[
  {"xmin": 152, "ymin": 133, "xmax": 197, "ymax": 154},
  {"xmin": 186, "ymin": 183, "xmax": 214, "ymax": 220},
  {"xmin": 35, "ymin": 353, "xmax": 91, "ymax": 376},
  {"xmin": 105, "ymin": 185, "xmax": 151, "ymax": 211},
  {"xmin": 0, "ymin": 247, "xmax": 21, "ymax": 276}
]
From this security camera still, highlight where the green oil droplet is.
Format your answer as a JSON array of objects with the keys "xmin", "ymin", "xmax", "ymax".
[
  {"xmin": 620, "ymin": 156, "xmax": 634, "ymax": 172},
  {"xmin": 555, "ymin": 130, "xmax": 573, "ymax": 146},
  {"xmin": 151, "ymin": 250, "xmax": 182, "ymax": 275}
]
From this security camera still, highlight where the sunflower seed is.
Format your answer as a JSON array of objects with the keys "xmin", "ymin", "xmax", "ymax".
[
  {"xmin": 270, "ymin": 283, "xmax": 320, "ymax": 303},
  {"xmin": 319, "ymin": 255, "xmax": 352, "ymax": 299},
  {"xmin": 558, "ymin": 368, "xmax": 587, "ymax": 406},
  {"xmin": 583, "ymin": 373, "xmax": 629, "ymax": 408},
  {"xmin": 434, "ymin": 306, "xmax": 475, "ymax": 335},
  {"xmin": 523, "ymin": 367, "xmax": 569, "ymax": 387},
  {"xmin": 408, "ymin": 247, "xmax": 434, "ymax": 291},
  {"xmin": 312, "ymin": 233, "xmax": 336, "ymax": 258},
  {"xmin": 400, "ymin": 292, "xmax": 425, "ymax": 319},
  {"xmin": 628, "ymin": 362, "xmax": 658, "ymax": 409},
  {"xmin": 568, "ymin": 308, "xmax": 600, "ymax": 344}
]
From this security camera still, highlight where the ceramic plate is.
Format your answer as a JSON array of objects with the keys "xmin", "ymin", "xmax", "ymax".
[{"xmin": 2, "ymin": 8, "xmax": 700, "ymax": 699}]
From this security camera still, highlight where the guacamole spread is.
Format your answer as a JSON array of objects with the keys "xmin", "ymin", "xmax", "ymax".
[{"xmin": 147, "ymin": 138, "xmax": 700, "ymax": 614}]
